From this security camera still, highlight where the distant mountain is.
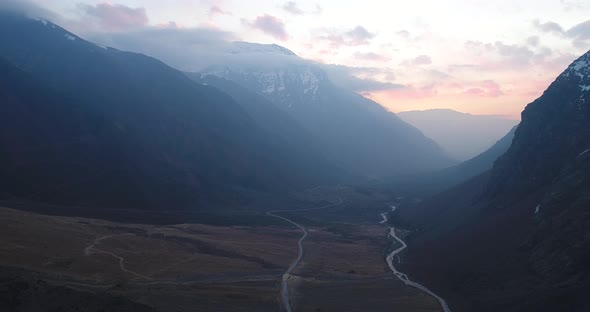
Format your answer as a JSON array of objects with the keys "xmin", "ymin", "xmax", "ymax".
[
  {"xmin": 398, "ymin": 109, "xmax": 518, "ymax": 161},
  {"xmin": 443, "ymin": 125, "xmax": 517, "ymax": 184},
  {"xmin": 0, "ymin": 13, "xmax": 336, "ymax": 212},
  {"xmin": 399, "ymin": 51, "xmax": 590, "ymax": 312},
  {"xmin": 387, "ymin": 125, "xmax": 517, "ymax": 195},
  {"xmin": 199, "ymin": 44, "xmax": 454, "ymax": 177}
]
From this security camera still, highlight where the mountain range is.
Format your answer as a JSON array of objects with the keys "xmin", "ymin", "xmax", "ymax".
[
  {"xmin": 0, "ymin": 13, "xmax": 451, "ymax": 214},
  {"xmin": 0, "ymin": 13, "xmax": 345, "ymax": 211},
  {"xmin": 194, "ymin": 45, "xmax": 454, "ymax": 178}
]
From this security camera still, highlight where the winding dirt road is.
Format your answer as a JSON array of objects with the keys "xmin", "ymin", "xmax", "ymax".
[
  {"xmin": 266, "ymin": 197, "xmax": 343, "ymax": 312},
  {"xmin": 84, "ymin": 233, "xmax": 152, "ymax": 280},
  {"xmin": 380, "ymin": 206, "xmax": 452, "ymax": 312}
]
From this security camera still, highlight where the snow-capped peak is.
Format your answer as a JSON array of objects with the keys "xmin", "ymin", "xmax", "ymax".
[
  {"xmin": 563, "ymin": 50, "xmax": 590, "ymax": 91},
  {"xmin": 229, "ymin": 42, "xmax": 297, "ymax": 56}
]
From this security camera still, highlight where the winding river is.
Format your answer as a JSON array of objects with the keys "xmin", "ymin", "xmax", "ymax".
[{"xmin": 380, "ymin": 206, "xmax": 452, "ymax": 312}]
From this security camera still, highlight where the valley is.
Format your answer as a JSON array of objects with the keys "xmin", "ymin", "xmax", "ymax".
[
  {"xmin": 1, "ymin": 3, "xmax": 589, "ymax": 311},
  {"xmin": 0, "ymin": 187, "xmax": 442, "ymax": 312}
]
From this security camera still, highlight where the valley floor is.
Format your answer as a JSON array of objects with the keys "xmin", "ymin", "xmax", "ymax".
[{"xmin": 0, "ymin": 188, "xmax": 441, "ymax": 311}]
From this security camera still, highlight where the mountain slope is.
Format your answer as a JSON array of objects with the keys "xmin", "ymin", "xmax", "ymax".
[
  {"xmin": 200, "ymin": 44, "xmax": 454, "ymax": 177},
  {"xmin": 398, "ymin": 109, "xmax": 518, "ymax": 160},
  {"xmin": 188, "ymin": 74, "xmax": 347, "ymax": 182},
  {"xmin": 0, "ymin": 13, "xmax": 332, "ymax": 211},
  {"xmin": 443, "ymin": 125, "xmax": 517, "ymax": 183},
  {"xmin": 399, "ymin": 51, "xmax": 590, "ymax": 312},
  {"xmin": 386, "ymin": 126, "xmax": 516, "ymax": 195}
]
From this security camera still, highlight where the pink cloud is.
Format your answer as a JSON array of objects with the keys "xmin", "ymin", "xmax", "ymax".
[
  {"xmin": 243, "ymin": 14, "xmax": 288, "ymax": 41},
  {"xmin": 79, "ymin": 3, "xmax": 148, "ymax": 31},
  {"xmin": 459, "ymin": 80, "xmax": 504, "ymax": 98}
]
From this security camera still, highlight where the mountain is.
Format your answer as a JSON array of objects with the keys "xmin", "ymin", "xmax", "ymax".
[
  {"xmin": 398, "ymin": 109, "xmax": 518, "ymax": 161},
  {"xmin": 228, "ymin": 41, "xmax": 297, "ymax": 56},
  {"xmin": 189, "ymin": 74, "xmax": 348, "ymax": 181},
  {"xmin": 398, "ymin": 51, "xmax": 590, "ymax": 312},
  {"xmin": 386, "ymin": 125, "xmax": 517, "ymax": 195},
  {"xmin": 0, "ymin": 13, "xmax": 336, "ymax": 213},
  {"xmin": 198, "ymin": 44, "xmax": 454, "ymax": 178}
]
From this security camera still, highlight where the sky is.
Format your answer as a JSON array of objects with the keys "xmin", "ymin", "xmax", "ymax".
[{"xmin": 27, "ymin": 0, "xmax": 590, "ymax": 119}]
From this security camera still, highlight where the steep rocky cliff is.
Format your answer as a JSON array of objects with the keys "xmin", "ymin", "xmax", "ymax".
[{"xmin": 401, "ymin": 50, "xmax": 590, "ymax": 312}]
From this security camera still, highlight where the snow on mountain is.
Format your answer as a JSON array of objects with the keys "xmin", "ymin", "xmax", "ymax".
[
  {"xmin": 229, "ymin": 42, "xmax": 297, "ymax": 56},
  {"xmin": 204, "ymin": 63, "xmax": 325, "ymax": 110},
  {"xmin": 199, "ymin": 42, "xmax": 327, "ymax": 110},
  {"xmin": 562, "ymin": 50, "xmax": 590, "ymax": 91}
]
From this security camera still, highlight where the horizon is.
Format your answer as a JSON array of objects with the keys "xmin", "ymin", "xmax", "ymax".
[{"xmin": 16, "ymin": 0, "xmax": 590, "ymax": 120}]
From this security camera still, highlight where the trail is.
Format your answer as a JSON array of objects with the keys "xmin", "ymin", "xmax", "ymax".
[
  {"xmin": 380, "ymin": 206, "xmax": 452, "ymax": 312},
  {"xmin": 84, "ymin": 233, "xmax": 151, "ymax": 280},
  {"xmin": 266, "ymin": 197, "xmax": 343, "ymax": 312}
]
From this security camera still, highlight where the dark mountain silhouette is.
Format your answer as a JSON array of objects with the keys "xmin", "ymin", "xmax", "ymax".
[
  {"xmin": 398, "ymin": 51, "xmax": 590, "ymax": 312},
  {"xmin": 0, "ymin": 13, "xmax": 336, "ymax": 211},
  {"xmin": 200, "ymin": 45, "xmax": 454, "ymax": 178},
  {"xmin": 398, "ymin": 109, "xmax": 518, "ymax": 161}
]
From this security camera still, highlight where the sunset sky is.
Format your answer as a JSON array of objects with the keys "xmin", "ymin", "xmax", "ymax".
[{"xmin": 30, "ymin": 0, "xmax": 590, "ymax": 119}]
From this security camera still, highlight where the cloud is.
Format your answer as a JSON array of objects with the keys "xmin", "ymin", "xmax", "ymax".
[
  {"xmin": 87, "ymin": 26, "xmax": 239, "ymax": 71},
  {"xmin": 321, "ymin": 64, "xmax": 403, "ymax": 92},
  {"xmin": 396, "ymin": 30, "xmax": 410, "ymax": 38},
  {"xmin": 493, "ymin": 41, "xmax": 535, "ymax": 60},
  {"xmin": 526, "ymin": 36, "xmax": 540, "ymax": 46},
  {"xmin": 0, "ymin": 0, "xmax": 59, "ymax": 20},
  {"xmin": 567, "ymin": 20, "xmax": 590, "ymax": 39},
  {"xmin": 317, "ymin": 25, "xmax": 376, "ymax": 47},
  {"xmin": 282, "ymin": 2, "xmax": 322, "ymax": 15},
  {"xmin": 533, "ymin": 20, "xmax": 565, "ymax": 34},
  {"xmin": 464, "ymin": 40, "xmax": 543, "ymax": 69},
  {"xmin": 560, "ymin": 0, "xmax": 585, "ymax": 11},
  {"xmin": 313, "ymin": 4, "xmax": 323, "ymax": 15},
  {"xmin": 403, "ymin": 55, "xmax": 432, "ymax": 66},
  {"xmin": 243, "ymin": 14, "xmax": 288, "ymax": 41},
  {"xmin": 353, "ymin": 52, "xmax": 390, "ymax": 62},
  {"xmin": 376, "ymin": 84, "xmax": 438, "ymax": 100},
  {"xmin": 532, "ymin": 19, "xmax": 590, "ymax": 49},
  {"xmin": 463, "ymin": 80, "xmax": 504, "ymax": 98},
  {"xmin": 78, "ymin": 3, "xmax": 148, "ymax": 31},
  {"xmin": 282, "ymin": 1, "xmax": 304, "ymax": 15},
  {"xmin": 87, "ymin": 23, "xmax": 398, "ymax": 95},
  {"xmin": 346, "ymin": 26, "xmax": 376, "ymax": 44},
  {"xmin": 209, "ymin": 6, "xmax": 232, "ymax": 17}
]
